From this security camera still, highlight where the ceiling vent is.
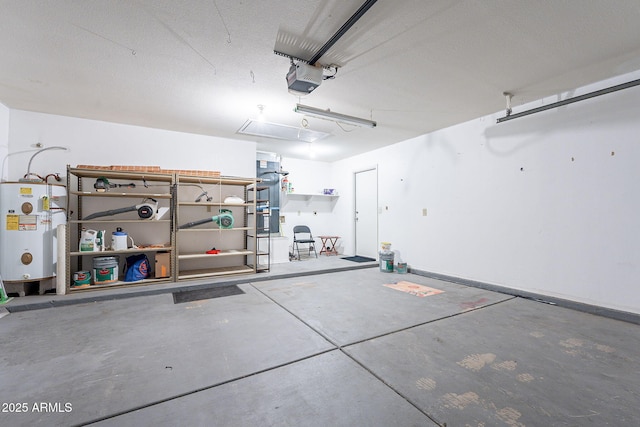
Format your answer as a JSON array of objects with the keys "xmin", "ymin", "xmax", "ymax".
[{"xmin": 237, "ymin": 119, "xmax": 329, "ymax": 143}]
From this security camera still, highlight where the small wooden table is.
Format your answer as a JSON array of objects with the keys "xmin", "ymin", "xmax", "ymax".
[{"xmin": 319, "ymin": 236, "xmax": 340, "ymax": 256}]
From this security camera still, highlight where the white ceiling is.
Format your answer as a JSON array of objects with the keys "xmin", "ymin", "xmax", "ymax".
[{"xmin": 2, "ymin": 0, "xmax": 640, "ymax": 162}]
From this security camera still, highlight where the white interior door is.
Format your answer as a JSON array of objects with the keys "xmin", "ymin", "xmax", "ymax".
[{"xmin": 355, "ymin": 168, "xmax": 378, "ymax": 259}]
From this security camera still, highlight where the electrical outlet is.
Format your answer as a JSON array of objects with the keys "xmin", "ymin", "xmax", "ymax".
[{"xmin": 422, "ymin": 208, "xmax": 427, "ymax": 216}]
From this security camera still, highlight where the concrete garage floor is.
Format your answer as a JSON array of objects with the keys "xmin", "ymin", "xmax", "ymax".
[{"xmin": 1, "ymin": 265, "xmax": 639, "ymax": 426}]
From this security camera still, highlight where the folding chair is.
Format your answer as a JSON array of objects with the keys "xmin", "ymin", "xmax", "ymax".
[{"xmin": 293, "ymin": 225, "xmax": 317, "ymax": 259}]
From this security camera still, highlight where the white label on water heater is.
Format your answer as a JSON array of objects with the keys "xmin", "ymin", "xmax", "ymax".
[{"xmin": 18, "ymin": 215, "xmax": 38, "ymax": 231}]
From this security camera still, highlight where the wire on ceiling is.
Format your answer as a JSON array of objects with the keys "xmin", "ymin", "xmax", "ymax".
[
  {"xmin": 335, "ymin": 122, "xmax": 356, "ymax": 132},
  {"xmin": 72, "ymin": 24, "xmax": 137, "ymax": 56},
  {"xmin": 212, "ymin": 0, "xmax": 232, "ymax": 43},
  {"xmin": 145, "ymin": 8, "xmax": 217, "ymax": 74},
  {"xmin": 323, "ymin": 66, "xmax": 338, "ymax": 81}
]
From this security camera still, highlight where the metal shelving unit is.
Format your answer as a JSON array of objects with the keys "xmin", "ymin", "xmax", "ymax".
[
  {"xmin": 174, "ymin": 174, "xmax": 257, "ymax": 280},
  {"xmin": 65, "ymin": 167, "xmax": 262, "ymax": 290},
  {"xmin": 247, "ymin": 185, "xmax": 270, "ymax": 272},
  {"xmin": 65, "ymin": 166, "xmax": 175, "ymax": 292}
]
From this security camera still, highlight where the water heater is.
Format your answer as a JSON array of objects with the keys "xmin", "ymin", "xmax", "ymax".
[{"xmin": 0, "ymin": 182, "xmax": 66, "ymax": 282}]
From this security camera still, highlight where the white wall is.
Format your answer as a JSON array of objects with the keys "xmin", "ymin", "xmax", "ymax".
[
  {"xmin": 6, "ymin": 110, "xmax": 256, "ymax": 180},
  {"xmin": 278, "ymin": 157, "xmax": 342, "ymax": 251},
  {"xmin": 5, "ymin": 72, "xmax": 639, "ymax": 315},
  {"xmin": 0, "ymin": 103, "xmax": 10, "ymax": 180},
  {"xmin": 332, "ymin": 70, "xmax": 640, "ymax": 315}
]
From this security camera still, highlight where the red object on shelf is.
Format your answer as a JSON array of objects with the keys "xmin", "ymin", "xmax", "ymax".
[{"xmin": 206, "ymin": 249, "xmax": 220, "ymax": 254}]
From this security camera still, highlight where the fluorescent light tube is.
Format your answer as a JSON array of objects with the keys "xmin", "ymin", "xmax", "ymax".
[{"xmin": 294, "ymin": 104, "xmax": 377, "ymax": 128}]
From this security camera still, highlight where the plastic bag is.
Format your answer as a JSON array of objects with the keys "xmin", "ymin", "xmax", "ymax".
[{"xmin": 124, "ymin": 254, "xmax": 150, "ymax": 282}]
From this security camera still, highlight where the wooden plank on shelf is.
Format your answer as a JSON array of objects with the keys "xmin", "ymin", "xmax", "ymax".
[
  {"xmin": 176, "ymin": 175, "xmax": 254, "ymax": 185},
  {"xmin": 74, "ymin": 165, "xmax": 223, "ymax": 179},
  {"xmin": 178, "ymin": 249, "xmax": 252, "ymax": 260},
  {"xmin": 70, "ymin": 247, "xmax": 171, "ymax": 256},
  {"xmin": 70, "ymin": 191, "xmax": 172, "ymax": 198},
  {"xmin": 69, "ymin": 277, "xmax": 171, "ymax": 292},
  {"xmin": 178, "ymin": 202, "xmax": 250, "ymax": 207},
  {"xmin": 76, "ymin": 165, "xmax": 162, "ymax": 172},
  {"xmin": 164, "ymin": 169, "xmax": 221, "ymax": 177},
  {"xmin": 70, "ymin": 167, "xmax": 173, "ymax": 181},
  {"xmin": 178, "ymin": 265, "xmax": 254, "ymax": 280},
  {"xmin": 69, "ymin": 219, "xmax": 171, "ymax": 224}
]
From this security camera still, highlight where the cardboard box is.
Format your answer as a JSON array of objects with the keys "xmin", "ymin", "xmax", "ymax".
[{"xmin": 155, "ymin": 252, "xmax": 171, "ymax": 278}]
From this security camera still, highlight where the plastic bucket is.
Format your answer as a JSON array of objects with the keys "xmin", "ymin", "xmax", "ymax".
[
  {"xmin": 93, "ymin": 256, "xmax": 119, "ymax": 284},
  {"xmin": 72, "ymin": 271, "xmax": 91, "ymax": 287},
  {"xmin": 379, "ymin": 242, "xmax": 394, "ymax": 273}
]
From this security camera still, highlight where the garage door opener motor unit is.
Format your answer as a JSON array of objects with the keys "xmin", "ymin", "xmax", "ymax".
[{"xmin": 287, "ymin": 62, "xmax": 322, "ymax": 95}]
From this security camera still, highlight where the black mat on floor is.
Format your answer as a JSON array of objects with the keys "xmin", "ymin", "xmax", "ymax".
[
  {"xmin": 342, "ymin": 256, "xmax": 376, "ymax": 263},
  {"xmin": 173, "ymin": 285, "xmax": 245, "ymax": 304}
]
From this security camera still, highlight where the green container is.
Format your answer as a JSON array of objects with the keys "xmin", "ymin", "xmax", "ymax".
[
  {"xmin": 396, "ymin": 262, "xmax": 408, "ymax": 274},
  {"xmin": 72, "ymin": 271, "xmax": 91, "ymax": 287},
  {"xmin": 93, "ymin": 256, "xmax": 119, "ymax": 284}
]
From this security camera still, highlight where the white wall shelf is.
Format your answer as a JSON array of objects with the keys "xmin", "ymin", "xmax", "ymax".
[{"xmin": 281, "ymin": 192, "xmax": 339, "ymax": 203}]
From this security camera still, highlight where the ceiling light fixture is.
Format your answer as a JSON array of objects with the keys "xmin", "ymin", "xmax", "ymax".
[{"xmin": 294, "ymin": 104, "xmax": 377, "ymax": 128}]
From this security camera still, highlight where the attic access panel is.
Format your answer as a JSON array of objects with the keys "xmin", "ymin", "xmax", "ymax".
[{"xmin": 237, "ymin": 119, "xmax": 329, "ymax": 143}]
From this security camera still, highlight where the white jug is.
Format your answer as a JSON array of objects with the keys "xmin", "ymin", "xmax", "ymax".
[
  {"xmin": 80, "ymin": 229, "xmax": 98, "ymax": 252},
  {"xmin": 111, "ymin": 228, "xmax": 130, "ymax": 251}
]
